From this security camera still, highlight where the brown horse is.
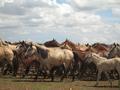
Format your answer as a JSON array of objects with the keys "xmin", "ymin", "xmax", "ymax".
[
  {"xmin": 44, "ymin": 39, "xmax": 60, "ymax": 47},
  {"xmin": 61, "ymin": 39, "xmax": 79, "ymax": 50},
  {"xmin": 92, "ymin": 43, "xmax": 111, "ymax": 57}
]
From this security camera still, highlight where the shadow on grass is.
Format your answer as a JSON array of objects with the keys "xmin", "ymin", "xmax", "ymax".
[
  {"xmin": 12, "ymin": 79, "xmax": 62, "ymax": 83},
  {"xmin": 87, "ymin": 85, "xmax": 119, "ymax": 88}
]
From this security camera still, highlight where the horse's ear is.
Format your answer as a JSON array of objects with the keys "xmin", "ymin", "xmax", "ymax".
[
  {"xmin": 21, "ymin": 41, "xmax": 24, "ymax": 45},
  {"xmin": 113, "ymin": 43, "xmax": 116, "ymax": 47},
  {"xmin": 53, "ymin": 38, "xmax": 55, "ymax": 41},
  {"xmin": 117, "ymin": 43, "xmax": 119, "ymax": 46}
]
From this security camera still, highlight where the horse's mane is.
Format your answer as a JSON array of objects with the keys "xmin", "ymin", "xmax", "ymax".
[
  {"xmin": 61, "ymin": 39, "xmax": 77, "ymax": 50},
  {"xmin": 92, "ymin": 53, "xmax": 106, "ymax": 60},
  {"xmin": 92, "ymin": 43, "xmax": 109, "ymax": 51}
]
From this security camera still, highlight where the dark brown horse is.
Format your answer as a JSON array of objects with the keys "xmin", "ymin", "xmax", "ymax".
[{"xmin": 44, "ymin": 39, "xmax": 60, "ymax": 47}]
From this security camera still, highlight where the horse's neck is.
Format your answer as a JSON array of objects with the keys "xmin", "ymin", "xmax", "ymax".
[
  {"xmin": 92, "ymin": 55, "xmax": 105, "ymax": 65},
  {"xmin": 8, "ymin": 44, "xmax": 17, "ymax": 51}
]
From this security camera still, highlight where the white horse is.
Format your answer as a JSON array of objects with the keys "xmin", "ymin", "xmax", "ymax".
[{"xmin": 85, "ymin": 53, "xmax": 120, "ymax": 86}]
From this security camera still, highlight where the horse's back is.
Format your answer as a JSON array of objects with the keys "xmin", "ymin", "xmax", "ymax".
[{"xmin": 48, "ymin": 48, "xmax": 73, "ymax": 60}]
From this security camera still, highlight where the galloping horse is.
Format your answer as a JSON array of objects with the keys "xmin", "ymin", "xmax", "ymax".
[
  {"xmin": 24, "ymin": 43, "xmax": 78, "ymax": 81},
  {"xmin": 85, "ymin": 53, "xmax": 120, "ymax": 86}
]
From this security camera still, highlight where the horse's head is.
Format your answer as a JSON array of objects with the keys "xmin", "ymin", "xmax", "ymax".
[
  {"xmin": 24, "ymin": 42, "xmax": 37, "ymax": 58},
  {"xmin": 108, "ymin": 43, "xmax": 120, "ymax": 58},
  {"xmin": 16, "ymin": 41, "xmax": 30, "ymax": 56},
  {"xmin": 84, "ymin": 52, "xmax": 93, "ymax": 64}
]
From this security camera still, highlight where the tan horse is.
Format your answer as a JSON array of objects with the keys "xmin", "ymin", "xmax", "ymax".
[
  {"xmin": 85, "ymin": 53, "xmax": 120, "ymax": 86},
  {"xmin": 25, "ymin": 44, "xmax": 77, "ymax": 81},
  {"xmin": 0, "ymin": 43, "xmax": 14, "ymax": 74}
]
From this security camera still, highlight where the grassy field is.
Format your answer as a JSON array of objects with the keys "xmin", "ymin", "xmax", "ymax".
[{"xmin": 0, "ymin": 76, "xmax": 119, "ymax": 90}]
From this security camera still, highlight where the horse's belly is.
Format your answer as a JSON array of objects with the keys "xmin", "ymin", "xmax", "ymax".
[{"xmin": 100, "ymin": 63, "xmax": 115, "ymax": 71}]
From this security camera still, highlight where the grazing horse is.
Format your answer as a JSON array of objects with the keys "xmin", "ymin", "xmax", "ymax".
[
  {"xmin": 25, "ymin": 44, "xmax": 78, "ymax": 81},
  {"xmin": 85, "ymin": 53, "xmax": 120, "ymax": 86}
]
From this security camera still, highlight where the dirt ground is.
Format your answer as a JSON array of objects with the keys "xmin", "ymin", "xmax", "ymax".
[{"xmin": 0, "ymin": 76, "xmax": 119, "ymax": 90}]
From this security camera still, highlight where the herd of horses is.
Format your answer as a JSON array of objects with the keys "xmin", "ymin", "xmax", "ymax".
[{"xmin": 0, "ymin": 39, "xmax": 120, "ymax": 86}]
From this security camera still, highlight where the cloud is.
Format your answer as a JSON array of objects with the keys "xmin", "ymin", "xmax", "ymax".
[
  {"xmin": 0, "ymin": 0, "xmax": 120, "ymax": 44},
  {"xmin": 112, "ymin": 8, "xmax": 120, "ymax": 17},
  {"xmin": 0, "ymin": 2, "xmax": 26, "ymax": 15}
]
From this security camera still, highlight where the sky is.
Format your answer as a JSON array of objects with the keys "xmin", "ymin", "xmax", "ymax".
[{"xmin": 0, "ymin": 0, "xmax": 120, "ymax": 44}]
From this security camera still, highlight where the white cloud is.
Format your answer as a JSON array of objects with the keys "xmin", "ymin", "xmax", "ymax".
[
  {"xmin": 0, "ymin": 0, "xmax": 120, "ymax": 43},
  {"xmin": 112, "ymin": 8, "xmax": 120, "ymax": 17}
]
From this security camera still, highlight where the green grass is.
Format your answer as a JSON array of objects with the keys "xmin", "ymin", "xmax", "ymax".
[{"xmin": 0, "ymin": 76, "xmax": 119, "ymax": 90}]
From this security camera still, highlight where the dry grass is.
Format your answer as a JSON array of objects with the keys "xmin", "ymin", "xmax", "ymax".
[{"xmin": 0, "ymin": 75, "xmax": 119, "ymax": 90}]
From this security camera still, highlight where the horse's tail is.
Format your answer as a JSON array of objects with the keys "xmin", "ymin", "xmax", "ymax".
[
  {"xmin": 72, "ymin": 51, "xmax": 83, "ymax": 71},
  {"xmin": 73, "ymin": 51, "xmax": 82, "ymax": 64}
]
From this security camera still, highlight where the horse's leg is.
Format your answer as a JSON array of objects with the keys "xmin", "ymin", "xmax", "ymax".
[
  {"xmin": 34, "ymin": 62, "xmax": 40, "ymax": 80},
  {"xmin": 71, "ymin": 63, "xmax": 77, "ymax": 81},
  {"xmin": 13, "ymin": 64, "xmax": 19, "ymax": 77},
  {"xmin": 95, "ymin": 70, "xmax": 102, "ymax": 86},
  {"xmin": 116, "ymin": 66, "xmax": 120, "ymax": 87},
  {"xmin": 22, "ymin": 65, "xmax": 30, "ymax": 78},
  {"xmin": 60, "ymin": 64, "xmax": 67, "ymax": 82},
  {"xmin": 78, "ymin": 62, "xmax": 87, "ymax": 80},
  {"xmin": 3, "ymin": 63, "xmax": 11, "ymax": 75},
  {"xmin": 104, "ymin": 72, "xmax": 112, "ymax": 87},
  {"xmin": 12, "ymin": 58, "xmax": 19, "ymax": 76},
  {"xmin": 50, "ymin": 67, "xmax": 56, "ymax": 82}
]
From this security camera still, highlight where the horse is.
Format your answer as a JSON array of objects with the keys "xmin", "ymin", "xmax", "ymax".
[
  {"xmin": 0, "ymin": 42, "xmax": 14, "ymax": 75},
  {"xmin": 85, "ymin": 53, "xmax": 120, "ymax": 86},
  {"xmin": 24, "ymin": 43, "xmax": 79, "ymax": 81},
  {"xmin": 12, "ymin": 41, "xmax": 35, "ymax": 76},
  {"xmin": 44, "ymin": 39, "xmax": 60, "ymax": 47},
  {"xmin": 108, "ymin": 43, "xmax": 120, "ymax": 59},
  {"xmin": 61, "ymin": 39, "xmax": 79, "ymax": 50}
]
